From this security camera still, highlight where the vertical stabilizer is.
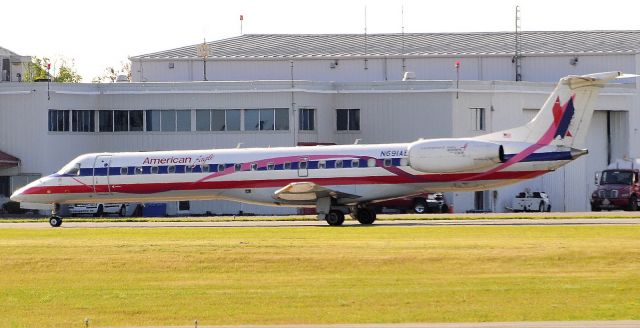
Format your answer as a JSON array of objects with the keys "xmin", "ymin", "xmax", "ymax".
[{"xmin": 481, "ymin": 72, "xmax": 622, "ymax": 148}]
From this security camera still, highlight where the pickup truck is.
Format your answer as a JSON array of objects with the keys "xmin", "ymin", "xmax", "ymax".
[
  {"xmin": 69, "ymin": 203, "xmax": 127, "ymax": 217},
  {"xmin": 511, "ymin": 192, "xmax": 551, "ymax": 212}
]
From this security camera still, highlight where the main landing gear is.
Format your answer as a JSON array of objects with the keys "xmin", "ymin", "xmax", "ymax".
[
  {"xmin": 49, "ymin": 203, "xmax": 63, "ymax": 227},
  {"xmin": 316, "ymin": 197, "xmax": 376, "ymax": 226}
]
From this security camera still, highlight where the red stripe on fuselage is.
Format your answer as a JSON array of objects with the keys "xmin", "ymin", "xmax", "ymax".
[{"xmin": 23, "ymin": 170, "xmax": 549, "ymax": 196}]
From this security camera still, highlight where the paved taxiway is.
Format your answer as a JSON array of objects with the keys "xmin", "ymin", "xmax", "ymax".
[
  {"xmin": 110, "ymin": 320, "xmax": 640, "ymax": 328},
  {"xmin": 0, "ymin": 217, "xmax": 638, "ymax": 229}
]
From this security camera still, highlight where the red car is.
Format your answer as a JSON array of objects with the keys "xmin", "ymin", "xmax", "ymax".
[{"xmin": 373, "ymin": 193, "xmax": 447, "ymax": 214}]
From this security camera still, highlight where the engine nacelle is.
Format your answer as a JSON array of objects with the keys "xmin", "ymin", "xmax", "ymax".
[{"xmin": 407, "ymin": 138, "xmax": 505, "ymax": 173}]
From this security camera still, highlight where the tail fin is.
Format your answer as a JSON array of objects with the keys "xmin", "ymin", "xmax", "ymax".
[{"xmin": 482, "ymin": 71, "xmax": 622, "ymax": 148}]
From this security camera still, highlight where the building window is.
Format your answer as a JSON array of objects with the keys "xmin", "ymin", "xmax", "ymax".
[
  {"xmin": 146, "ymin": 110, "xmax": 161, "ymax": 131},
  {"xmin": 337, "ymin": 108, "xmax": 360, "ymax": 131},
  {"xmin": 0, "ymin": 176, "xmax": 9, "ymax": 197},
  {"xmin": 299, "ymin": 108, "xmax": 315, "ymax": 131},
  {"xmin": 471, "ymin": 107, "xmax": 486, "ymax": 131},
  {"xmin": 99, "ymin": 110, "xmax": 113, "ymax": 132},
  {"xmin": 176, "ymin": 110, "xmax": 191, "ymax": 131},
  {"xmin": 212, "ymin": 110, "xmax": 226, "ymax": 131},
  {"xmin": 244, "ymin": 108, "xmax": 289, "ymax": 131},
  {"xmin": 161, "ymin": 110, "xmax": 176, "ymax": 131},
  {"xmin": 275, "ymin": 108, "xmax": 289, "ymax": 130},
  {"xmin": 226, "ymin": 109, "xmax": 241, "ymax": 131},
  {"xmin": 71, "ymin": 110, "xmax": 95, "ymax": 132},
  {"xmin": 196, "ymin": 110, "xmax": 210, "ymax": 131},
  {"xmin": 48, "ymin": 110, "xmax": 70, "ymax": 132},
  {"xmin": 129, "ymin": 111, "xmax": 144, "ymax": 131},
  {"xmin": 114, "ymin": 111, "xmax": 128, "ymax": 132}
]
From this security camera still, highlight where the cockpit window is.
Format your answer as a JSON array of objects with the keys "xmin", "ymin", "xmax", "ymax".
[{"xmin": 59, "ymin": 162, "xmax": 81, "ymax": 176}]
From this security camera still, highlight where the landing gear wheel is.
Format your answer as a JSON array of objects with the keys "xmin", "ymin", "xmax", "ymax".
[
  {"xmin": 94, "ymin": 204, "xmax": 104, "ymax": 217},
  {"xmin": 326, "ymin": 210, "xmax": 345, "ymax": 226},
  {"xmin": 355, "ymin": 208, "xmax": 376, "ymax": 225},
  {"xmin": 49, "ymin": 216, "xmax": 62, "ymax": 227},
  {"xmin": 627, "ymin": 195, "xmax": 638, "ymax": 211},
  {"xmin": 538, "ymin": 202, "xmax": 545, "ymax": 212},
  {"xmin": 118, "ymin": 205, "xmax": 126, "ymax": 217},
  {"xmin": 591, "ymin": 203, "xmax": 601, "ymax": 212},
  {"xmin": 413, "ymin": 198, "xmax": 427, "ymax": 214}
]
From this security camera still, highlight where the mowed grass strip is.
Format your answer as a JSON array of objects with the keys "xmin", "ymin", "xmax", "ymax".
[{"xmin": 0, "ymin": 226, "xmax": 639, "ymax": 327}]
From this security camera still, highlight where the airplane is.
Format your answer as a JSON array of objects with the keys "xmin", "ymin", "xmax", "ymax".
[{"xmin": 11, "ymin": 71, "xmax": 623, "ymax": 227}]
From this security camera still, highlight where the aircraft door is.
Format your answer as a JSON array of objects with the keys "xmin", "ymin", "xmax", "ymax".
[
  {"xmin": 298, "ymin": 157, "xmax": 309, "ymax": 177},
  {"xmin": 93, "ymin": 155, "xmax": 112, "ymax": 194}
]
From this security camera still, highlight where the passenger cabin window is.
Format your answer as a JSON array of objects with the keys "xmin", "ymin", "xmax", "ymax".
[
  {"xmin": 351, "ymin": 159, "xmax": 359, "ymax": 168},
  {"xmin": 151, "ymin": 166, "xmax": 159, "ymax": 174},
  {"xmin": 383, "ymin": 159, "xmax": 392, "ymax": 167},
  {"xmin": 335, "ymin": 160, "xmax": 343, "ymax": 168},
  {"xmin": 217, "ymin": 164, "xmax": 225, "ymax": 172},
  {"xmin": 284, "ymin": 162, "xmax": 291, "ymax": 170},
  {"xmin": 250, "ymin": 163, "xmax": 258, "ymax": 171},
  {"xmin": 299, "ymin": 161, "xmax": 308, "ymax": 170},
  {"xmin": 167, "ymin": 165, "xmax": 176, "ymax": 174},
  {"xmin": 318, "ymin": 160, "xmax": 326, "ymax": 169},
  {"xmin": 235, "ymin": 163, "xmax": 242, "ymax": 171},
  {"xmin": 135, "ymin": 167, "xmax": 143, "ymax": 175},
  {"xmin": 185, "ymin": 165, "xmax": 193, "ymax": 173},
  {"xmin": 267, "ymin": 163, "xmax": 274, "ymax": 170},
  {"xmin": 120, "ymin": 167, "xmax": 128, "ymax": 175},
  {"xmin": 201, "ymin": 164, "xmax": 209, "ymax": 173}
]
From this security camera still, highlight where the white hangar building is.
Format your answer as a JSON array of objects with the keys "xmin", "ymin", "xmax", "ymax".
[{"xmin": 1, "ymin": 31, "xmax": 640, "ymax": 215}]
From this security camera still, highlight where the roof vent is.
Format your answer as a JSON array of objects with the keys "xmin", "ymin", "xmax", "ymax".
[{"xmin": 402, "ymin": 71, "xmax": 416, "ymax": 81}]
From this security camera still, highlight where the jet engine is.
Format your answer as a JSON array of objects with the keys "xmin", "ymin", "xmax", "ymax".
[{"xmin": 407, "ymin": 138, "xmax": 505, "ymax": 173}]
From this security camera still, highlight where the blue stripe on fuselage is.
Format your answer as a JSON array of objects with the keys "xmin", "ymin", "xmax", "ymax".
[{"xmin": 503, "ymin": 151, "xmax": 572, "ymax": 162}]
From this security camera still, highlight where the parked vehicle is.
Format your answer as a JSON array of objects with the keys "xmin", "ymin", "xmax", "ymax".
[
  {"xmin": 374, "ymin": 193, "xmax": 447, "ymax": 214},
  {"xmin": 69, "ymin": 203, "xmax": 127, "ymax": 217},
  {"xmin": 512, "ymin": 191, "xmax": 551, "ymax": 212},
  {"xmin": 591, "ymin": 159, "xmax": 640, "ymax": 211}
]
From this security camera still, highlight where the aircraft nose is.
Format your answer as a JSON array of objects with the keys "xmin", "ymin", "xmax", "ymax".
[{"xmin": 10, "ymin": 179, "xmax": 43, "ymax": 203}]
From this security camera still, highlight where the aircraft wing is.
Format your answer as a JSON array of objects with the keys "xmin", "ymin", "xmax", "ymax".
[{"xmin": 273, "ymin": 182, "xmax": 361, "ymax": 202}]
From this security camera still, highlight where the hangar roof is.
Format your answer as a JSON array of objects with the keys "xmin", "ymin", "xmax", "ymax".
[{"xmin": 131, "ymin": 30, "xmax": 640, "ymax": 60}]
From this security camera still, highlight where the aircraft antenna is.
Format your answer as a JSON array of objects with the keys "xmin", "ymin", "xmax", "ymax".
[{"xmin": 514, "ymin": 5, "xmax": 522, "ymax": 81}]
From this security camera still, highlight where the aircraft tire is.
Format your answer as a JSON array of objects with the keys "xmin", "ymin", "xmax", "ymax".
[
  {"xmin": 118, "ymin": 205, "xmax": 126, "ymax": 217},
  {"xmin": 538, "ymin": 202, "xmax": 545, "ymax": 212},
  {"xmin": 326, "ymin": 210, "xmax": 345, "ymax": 226},
  {"xmin": 49, "ymin": 216, "xmax": 62, "ymax": 227},
  {"xmin": 355, "ymin": 208, "xmax": 376, "ymax": 225}
]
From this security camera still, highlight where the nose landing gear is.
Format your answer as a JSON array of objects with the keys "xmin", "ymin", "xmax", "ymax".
[{"xmin": 49, "ymin": 203, "xmax": 63, "ymax": 227}]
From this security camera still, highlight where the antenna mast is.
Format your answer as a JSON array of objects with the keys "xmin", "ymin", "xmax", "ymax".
[
  {"xmin": 364, "ymin": 6, "xmax": 368, "ymax": 70},
  {"xmin": 514, "ymin": 5, "xmax": 522, "ymax": 81},
  {"xmin": 401, "ymin": 5, "xmax": 406, "ymax": 75}
]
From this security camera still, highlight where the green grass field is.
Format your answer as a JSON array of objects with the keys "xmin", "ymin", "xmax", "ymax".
[{"xmin": 1, "ymin": 225, "xmax": 639, "ymax": 327}]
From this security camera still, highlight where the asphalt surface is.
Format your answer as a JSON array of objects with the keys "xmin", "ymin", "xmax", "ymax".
[
  {"xmin": 0, "ymin": 217, "xmax": 639, "ymax": 229},
  {"xmin": 108, "ymin": 321, "xmax": 640, "ymax": 328}
]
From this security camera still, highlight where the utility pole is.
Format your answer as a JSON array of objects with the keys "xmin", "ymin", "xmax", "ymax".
[
  {"xmin": 197, "ymin": 39, "xmax": 209, "ymax": 81},
  {"xmin": 514, "ymin": 5, "xmax": 522, "ymax": 81}
]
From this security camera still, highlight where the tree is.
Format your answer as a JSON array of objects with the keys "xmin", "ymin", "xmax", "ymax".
[
  {"xmin": 21, "ymin": 56, "xmax": 82, "ymax": 83},
  {"xmin": 93, "ymin": 61, "xmax": 131, "ymax": 83}
]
